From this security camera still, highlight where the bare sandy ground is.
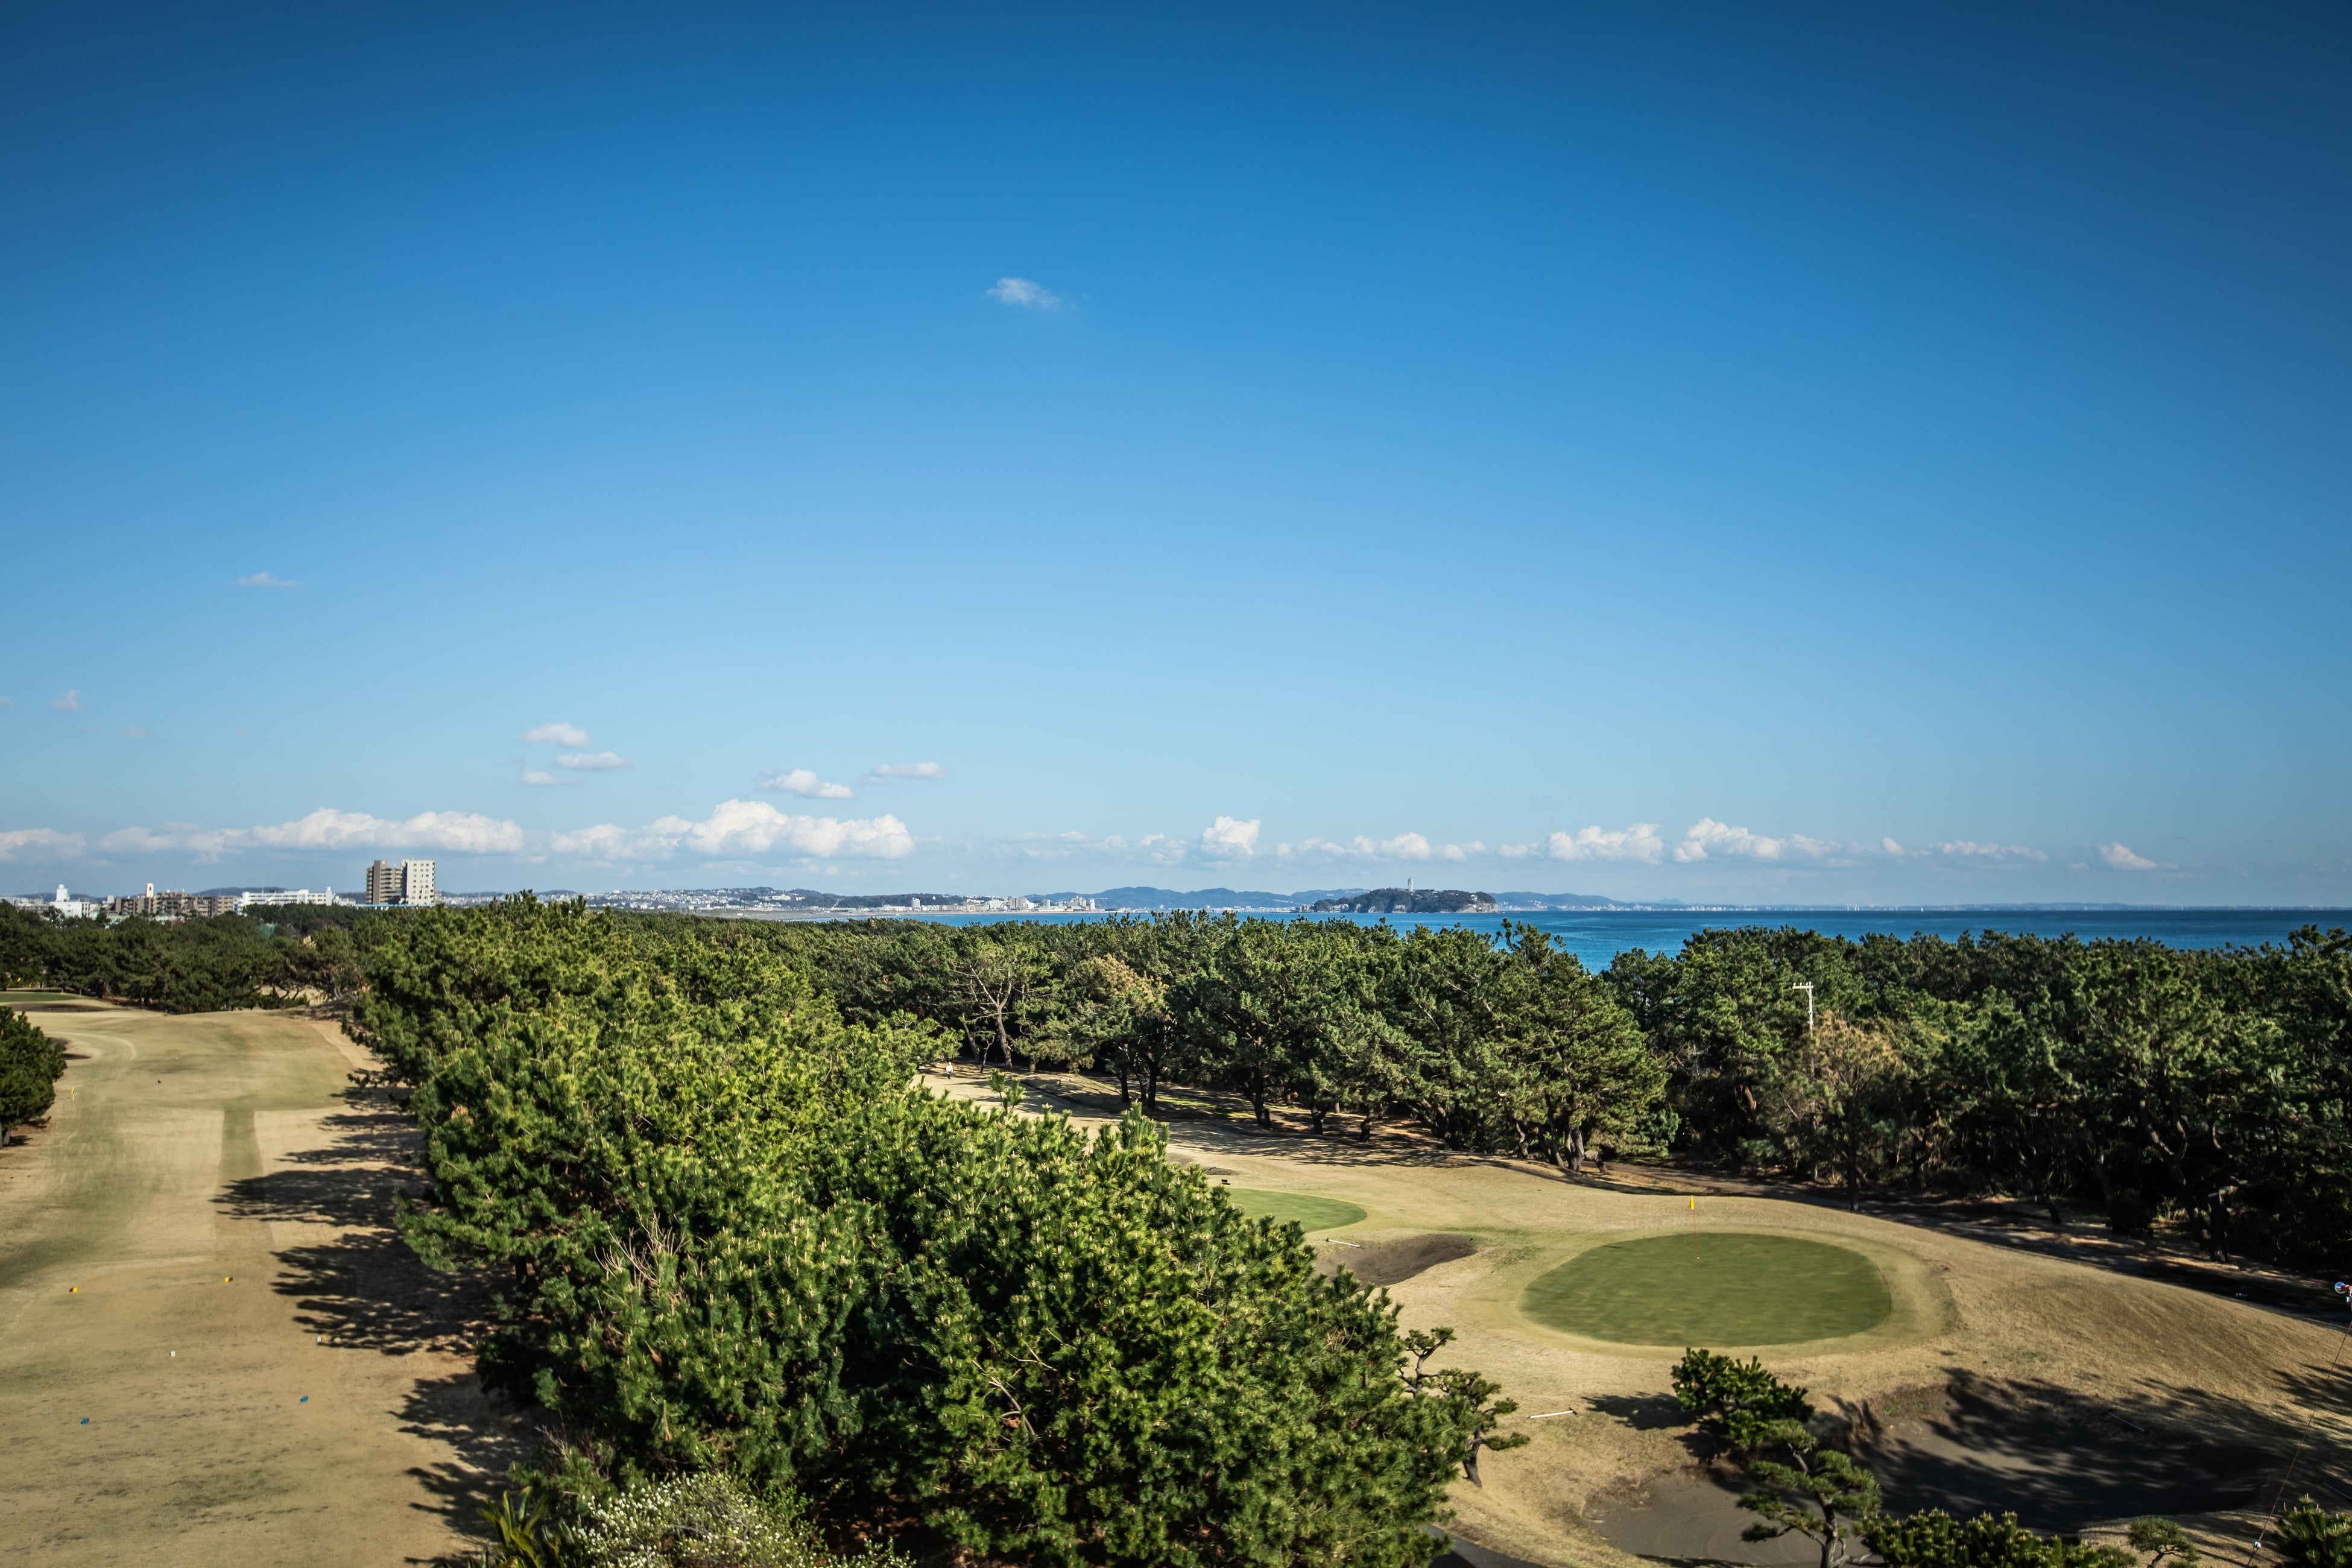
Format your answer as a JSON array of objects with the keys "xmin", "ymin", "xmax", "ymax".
[
  {"xmin": 950, "ymin": 1067, "xmax": 2352, "ymax": 1568},
  {"xmin": 0, "ymin": 995, "xmax": 523, "ymax": 1566}
]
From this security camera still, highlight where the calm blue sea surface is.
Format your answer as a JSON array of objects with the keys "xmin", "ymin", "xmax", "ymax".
[{"xmin": 899, "ymin": 908, "xmax": 2352, "ymax": 973}]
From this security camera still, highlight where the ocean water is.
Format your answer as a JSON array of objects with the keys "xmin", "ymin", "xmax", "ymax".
[{"xmin": 892, "ymin": 907, "xmax": 2352, "ymax": 973}]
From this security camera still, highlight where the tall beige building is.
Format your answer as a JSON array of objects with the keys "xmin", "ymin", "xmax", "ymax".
[{"xmin": 364, "ymin": 858, "xmax": 437, "ymax": 906}]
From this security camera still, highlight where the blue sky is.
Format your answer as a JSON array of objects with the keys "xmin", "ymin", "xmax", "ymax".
[{"xmin": 4, "ymin": 2, "xmax": 2348, "ymax": 903}]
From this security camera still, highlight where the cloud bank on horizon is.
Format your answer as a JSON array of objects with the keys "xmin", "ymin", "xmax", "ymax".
[{"xmin": 0, "ymin": 800, "xmax": 2198, "ymax": 897}]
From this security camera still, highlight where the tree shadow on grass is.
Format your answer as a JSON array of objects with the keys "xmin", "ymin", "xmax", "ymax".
[
  {"xmin": 217, "ymin": 1093, "xmax": 496, "ymax": 1355},
  {"xmin": 397, "ymin": 1370, "xmax": 539, "ymax": 1560},
  {"xmin": 1588, "ymin": 1391, "xmax": 1699, "ymax": 1434},
  {"xmin": 1582, "ymin": 1367, "xmax": 2348, "ymax": 1562},
  {"xmin": 1850, "ymin": 1368, "xmax": 2332, "ymax": 1531},
  {"xmin": 214, "ymin": 1086, "xmax": 533, "ymax": 1544}
]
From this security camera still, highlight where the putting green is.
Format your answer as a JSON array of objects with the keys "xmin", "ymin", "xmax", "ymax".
[
  {"xmin": 1224, "ymin": 1187, "xmax": 1368, "ymax": 1231},
  {"xmin": 1522, "ymin": 1231, "xmax": 1891, "ymax": 1345}
]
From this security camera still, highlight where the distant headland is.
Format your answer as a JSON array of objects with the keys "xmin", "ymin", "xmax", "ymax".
[{"xmin": 1307, "ymin": 888, "xmax": 1499, "ymax": 914}]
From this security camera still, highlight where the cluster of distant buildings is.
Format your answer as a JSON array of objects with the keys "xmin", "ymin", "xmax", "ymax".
[
  {"xmin": 582, "ymin": 887, "xmax": 1101, "ymax": 916},
  {"xmin": 7, "ymin": 858, "xmax": 439, "ymax": 923}
]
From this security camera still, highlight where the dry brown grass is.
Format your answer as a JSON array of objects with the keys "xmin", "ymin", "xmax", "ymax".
[{"xmin": 0, "ymin": 996, "xmax": 525, "ymax": 1566}]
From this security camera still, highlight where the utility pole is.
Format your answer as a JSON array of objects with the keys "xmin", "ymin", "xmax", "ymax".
[{"xmin": 1792, "ymin": 981, "xmax": 1815, "ymax": 1035}]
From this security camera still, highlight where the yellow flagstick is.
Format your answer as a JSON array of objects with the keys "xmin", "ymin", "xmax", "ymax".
[{"xmin": 1691, "ymin": 1195, "xmax": 1698, "ymax": 1260}]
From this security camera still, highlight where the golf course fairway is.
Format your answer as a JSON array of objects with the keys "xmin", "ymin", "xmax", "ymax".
[
  {"xmin": 1521, "ymin": 1231, "xmax": 1893, "ymax": 1345},
  {"xmin": 1222, "ymin": 1187, "xmax": 1367, "ymax": 1231}
]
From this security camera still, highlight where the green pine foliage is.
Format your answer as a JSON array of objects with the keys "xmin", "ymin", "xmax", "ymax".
[
  {"xmin": 0, "ymin": 1005, "xmax": 66, "ymax": 1138},
  {"xmin": 1671, "ymin": 1348, "xmax": 1815, "ymax": 1449},
  {"xmin": 1867, "ymin": 1510, "xmax": 2134, "ymax": 1568},
  {"xmin": 2275, "ymin": 1499, "xmax": 2352, "ymax": 1568},
  {"xmin": 0, "ymin": 900, "xmax": 386, "ymax": 1013},
  {"xmin": 361, "ymin": 899, "xmax": 1492, "ymax": 1568},
  {"xmin": 25, "ymin": 889, "xmax": 2352, "ymax": 1262}
]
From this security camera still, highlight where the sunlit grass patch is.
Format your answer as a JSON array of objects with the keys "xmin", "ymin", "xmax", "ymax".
[
  {"xmin": 1522, "ymin": 1231, "xmax": 1891, "ymax": 1345},
  {"xmin": 1224, "ymin": 1187, "xmax": 1368, "ymax": 1231}
]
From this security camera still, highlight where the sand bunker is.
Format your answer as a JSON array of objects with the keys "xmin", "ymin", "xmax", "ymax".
[
  {"xmin": 1321, "ymin": 1233, "xmax": 1479, "ymax": 1288},
  {"xmin": 1590, "ymin": 1373, "xmax": 2281, "ymax": 1561}
]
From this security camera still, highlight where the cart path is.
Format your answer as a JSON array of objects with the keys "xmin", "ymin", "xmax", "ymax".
[{"xmin": 0, "ymin": 996, "xmax": 522, "ymax": 1566}]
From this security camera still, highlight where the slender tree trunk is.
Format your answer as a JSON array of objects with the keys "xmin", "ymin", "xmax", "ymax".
[{"xmin": 2083, "ymin": 1132, "xmax": 2117, "ymax": 1207}]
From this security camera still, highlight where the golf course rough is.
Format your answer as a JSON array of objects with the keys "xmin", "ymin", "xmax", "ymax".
[
  {"xmin": 1521, "ymin": 1231, "xmax": 1894, "ymax": 1346},
  {"xmin": 1221, "ymin": 1187, "xmax": 1368, "ymax": 1231}
]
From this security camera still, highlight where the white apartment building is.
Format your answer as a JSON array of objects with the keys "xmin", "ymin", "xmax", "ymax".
[{"xmin": 238, "ymin": 888, "xmax": 338, "ymax": 912}]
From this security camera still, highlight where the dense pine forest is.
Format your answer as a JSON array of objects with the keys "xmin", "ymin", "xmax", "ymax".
[
  {"xmin": 8, "ymin": 899, "xmax": 2351, "ymax": 1265},
  {"xmin": 10, "ymin": 897, "xmax": 2352, "ymax": 1563}
]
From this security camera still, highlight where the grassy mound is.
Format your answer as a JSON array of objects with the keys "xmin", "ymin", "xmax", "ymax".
[
  {"xmin": 1224, "ymin": 1187, "xmax": 1368, "ymax": 1231},
  {"xmin": 1522, "ymin": 1231, "xmax": 1891, "ymax": 1345}
]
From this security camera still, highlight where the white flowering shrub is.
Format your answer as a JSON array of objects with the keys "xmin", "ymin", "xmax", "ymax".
[{"xmin": 572, "ymin": 1474, "xmax": 906, "ymax": 1568}]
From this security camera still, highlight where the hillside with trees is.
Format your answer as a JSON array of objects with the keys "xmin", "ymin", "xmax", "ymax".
[{"xmin": 1309, "ymin": 889, "xmax": 1500, "ymax": 914}]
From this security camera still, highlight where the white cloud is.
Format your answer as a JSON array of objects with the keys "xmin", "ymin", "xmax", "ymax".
[
  {"xmin": 100, "ymin": 823, "xmax": 235, "ymax": 856},
  {"xmin": 1282, "ymin": 832, "xmax": 1440, "ymax": 862},
  {"xmin": 523, "ymin": 722, "xmax": 590, "ymax": 747},
  {"xmin": 859, "ymin": 761, "xmax": 947, "ymax": 785},
  {"xmin": 235, "ymin": 571, "xmax": 297, "ymax": 589},
  {"xmin": 1134, "ymin": 832, "xmax": 1187, "ymax": 864},
  {"xmin": 102, "ymin": 808, "xmax": 529, "ymax": 860},
  {"xmin": 1501, "ymin": 823, "xmax": 1665, "ymax": 863},
  {"xmin": 552, "ymin": 800, "xmax": 915, "ymax": 863},
  {"xmin": 517, "ymin": 768, "xmax": 569, "ymax": 788},
  {"xmin": 52, "ymin": 689, "xmax": 82, "ymax": 713},
  {"xmin": 251, "ymin": 808, "xmax": 528, "ymax": 855},
  {"xmin": 1008, "ymin": 830, "xmax": 1100, "ymax": 861},
  {"xmin": 1201, "ymin": 816, "xmax": 1261, "ymax": 861},
  {"xmin": 0, "ymin": 828, "xmax": 86, "ymax": 862},
  {"xmin": 555, "ymin": 751, "xmax": 631, "ymax": 771},
  {"xmin": 1936, "ymin": 841, "xmax": 2049, "ymax": 862},
  {"xmin": 1672, "ymin": 818, "xmax": 1836, "ymax": 863},
  {"xmin": 2098, "ymin": 841, "xmax": 2158, "ymax": 871},
  {"xmin": 987, "ymin": 277, "xmax": 1061, "ymax": 309},
  {"xmin": 0, "ymin": 696, "xmax": 14, "ymax": 709},
  {"xmin": 759, "ymin": 768, "xmax": 855, "ymax": 800}
]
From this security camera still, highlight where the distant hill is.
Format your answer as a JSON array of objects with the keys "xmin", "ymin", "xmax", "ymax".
[
  {"xmin": 1492, "ymin": 891, "xmax": 1686, "ymax": 910},
  {"xmin": 1089, "ymin": 885, "xmax": 1303, "ymax": 909},
  {"xmin": 1309, "ymin": 888, "xmax": 1498, "ymax": 914}
]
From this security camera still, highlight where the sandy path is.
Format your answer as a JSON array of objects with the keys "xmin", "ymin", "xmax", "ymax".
[{"xmin": 0, "ymin": 997, "xmax": 521, "ymax": 1566}]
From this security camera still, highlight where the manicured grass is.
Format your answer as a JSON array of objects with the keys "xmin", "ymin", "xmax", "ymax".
[
  {"xmin": 1522, "ymin": 1231, "xmax": 1892, "ymax": 1345},
  {"xmin": 1223, "ymin": 1187, "xmax": 1368, "ymax": 1231}
]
